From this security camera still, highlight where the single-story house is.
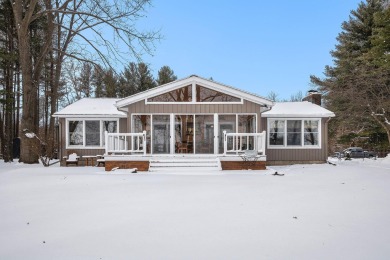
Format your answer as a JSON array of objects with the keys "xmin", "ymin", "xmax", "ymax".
[{"xmin": 53, "ymin": 75, "xmax": 335, "ymax": 170}]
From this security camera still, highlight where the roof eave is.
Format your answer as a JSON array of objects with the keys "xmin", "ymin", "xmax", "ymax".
[{"xmin": 262, "ymin": 113, "xmax": 336, "ymax": 118}]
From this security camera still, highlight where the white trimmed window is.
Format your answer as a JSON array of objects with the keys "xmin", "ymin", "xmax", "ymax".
[
  {"xmin": 268, "ymin": 119, "xmax": 321, "ymax": 148},
  {"xmin": 67, "ymin": 119, "xmax": 118, "ymax": 148}
]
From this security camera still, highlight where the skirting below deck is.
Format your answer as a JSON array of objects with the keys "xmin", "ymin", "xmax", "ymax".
[{"xmin": 104, "ymin": 154, "xmax": 267, "ymax": 171}]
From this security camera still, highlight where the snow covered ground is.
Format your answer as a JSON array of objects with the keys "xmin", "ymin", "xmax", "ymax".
[{"xmin": 0, "ymin": 156, "xmax": 390, "ymax": 260}]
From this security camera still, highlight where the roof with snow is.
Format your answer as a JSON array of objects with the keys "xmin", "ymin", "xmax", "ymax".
[
  {"xmin": 262, "ymin": 101, "xmax": 335, "ymax": 118},
  {"xmin": 53, "ymin": 98, "xmax": 126, "ymax": 118}
]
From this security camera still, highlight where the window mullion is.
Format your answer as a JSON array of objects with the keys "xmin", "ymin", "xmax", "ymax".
[
  {"xmin": 302, "ymin": 120, "xmax": 304, "ymax": 147},
  {"xmin": 284, "ymin": 119, "xmax": 287, "ymax": 147},
  {"xmin": 83, "ymin": 120, "xmax": 86, "ymax": 147}
]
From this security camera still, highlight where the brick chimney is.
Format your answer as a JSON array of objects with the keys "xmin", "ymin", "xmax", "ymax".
[{"xmin": 302, "ymin": 90, "xmax": 321, "ymax": 106}]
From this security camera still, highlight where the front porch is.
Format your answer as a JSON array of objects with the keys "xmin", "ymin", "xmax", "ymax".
[{"xmin": 103, "ymin": 131, "xmax": 267, "ymax": 171}]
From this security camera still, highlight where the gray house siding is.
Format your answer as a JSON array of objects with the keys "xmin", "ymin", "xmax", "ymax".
[
  {"xmin": 125, "ymin": 99, "xmax": 263, "ymax": 133},
  {"xmin": 59, "ymin": 117, "xmax": 127, "ymax": 161},
  {"xmin": 261, "ymin": 117, "xmax": 330, "ymax": 165}
]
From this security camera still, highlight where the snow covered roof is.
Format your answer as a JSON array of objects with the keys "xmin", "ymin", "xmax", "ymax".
[
  {"xmin": 262, "ymin": 101, "xmax": 335, "ymax": 118},
  {"xmin": 53, "ymin": 98, "xmax": 126, "ymax": 118}
]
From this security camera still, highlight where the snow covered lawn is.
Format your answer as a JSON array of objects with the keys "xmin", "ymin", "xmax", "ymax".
[{"xmin": 1, "ymin": 157, "xmax": 390, "ymax": 260}]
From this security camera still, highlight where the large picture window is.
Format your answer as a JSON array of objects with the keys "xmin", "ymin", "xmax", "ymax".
[
  {"xmin": 268, "ymin": 119, "xmax": 320, "ymax": 148},
  {"xmin": 67, "ymin": 119, "xmax": 118, "ymax": 148}
]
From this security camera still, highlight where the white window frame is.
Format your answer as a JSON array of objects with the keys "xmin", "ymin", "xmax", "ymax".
[
  {"xmin": 267, "ymin": 118, "xmax": 321, "ymax": 149},
  {"xmin": 145, "ymin": 83, "xmax": 243, "ymax": 105},
  {"xmin": 66, "ymin": 118, "xmax": 119, "ymax": 149}
]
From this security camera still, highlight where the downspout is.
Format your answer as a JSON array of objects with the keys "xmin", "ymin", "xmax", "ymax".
[
  {"xmin": 324, "ymin": 117, "xmax": 332, "ymax": 160},
  {"xmin": 259, "ymin": 103, "xmax": 274, "ymax": 158}
]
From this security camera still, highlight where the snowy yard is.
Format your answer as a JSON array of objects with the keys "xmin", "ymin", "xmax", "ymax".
[{"xmin": 1, "ymin": 157, "xmax": 390, "ymax": 260}]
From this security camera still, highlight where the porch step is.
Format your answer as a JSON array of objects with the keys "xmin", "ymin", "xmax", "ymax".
[{"xmin": 149, "ymin": 158, "xmax": 221, "ymax": 172}]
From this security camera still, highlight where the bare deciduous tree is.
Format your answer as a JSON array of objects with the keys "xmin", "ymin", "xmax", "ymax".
[{"xmin": 11, "ymin": 0, "xmax": 159, "ymax": 163}]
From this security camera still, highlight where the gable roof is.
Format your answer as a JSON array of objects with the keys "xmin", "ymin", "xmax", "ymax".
[
  {"xmin": 262, "ymin": 101, "xmax": 335, "ymax": 118},
  {"xmin": 115, "ymin": 75, "xmax": 273, "ymax": 110},
  {"xmin": 53, "ymin": 98, "xmax": 127, "ymax": 118}
]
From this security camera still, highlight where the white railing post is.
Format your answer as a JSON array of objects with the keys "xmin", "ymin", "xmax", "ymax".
[
  {"xmin": 142, "ymin": 130, "xmax": 146, "ymax": 156},
  {"xmin": 262, "ymin": 130, "xmax": 266, "ymax": 155},
  {"xmin": 223, "ymin": 130, "xmax": 227, "ymax": 155},
  {"xmin": 105, "ymin": 132, "xmax": 147, "ymax": 155},
  {"xmin": 104, "ymin": 131, "xmax": 108, "ymax": 154},
  {"xmin": 223, "ymin": 131, "xmax": 266, "ymax": 156}
]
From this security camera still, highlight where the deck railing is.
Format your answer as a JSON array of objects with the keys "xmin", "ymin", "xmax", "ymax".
[
  {"xmin": 105, "ymin": 131, "xmax": 146, "ymax": 155},
  {"xmin": 223, "ymin": 131, "xmax": 266, "ymax": 156}
]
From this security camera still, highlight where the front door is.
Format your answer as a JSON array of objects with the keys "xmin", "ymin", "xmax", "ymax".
[
  {"xmin": 174, "ymin": 115, "xmax": 194, "ymax": 154},
  {"xmin": 194, "ymin": 115, "xmax": 214, "ymax": 154}
]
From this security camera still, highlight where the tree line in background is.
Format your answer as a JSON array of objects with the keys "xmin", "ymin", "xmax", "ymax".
[
  {"xmin": 0, "ymin": 0, "xmax": 162, "ymax": 164},
  {"xmin": 1, "ymin": 0, "xmax": 389, "ymax": 164},
  {"xmin": 311, "ymin": 0, "xmax": 390, "ymax": 152},
  {"xmin": 62, "ymin": 62, "xmax": 177, "ymax": 104}
]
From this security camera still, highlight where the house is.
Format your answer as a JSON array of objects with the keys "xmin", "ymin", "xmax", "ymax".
[{"xmin": 53, "ymin": 75, "xmax": 335, "ymax": 170}]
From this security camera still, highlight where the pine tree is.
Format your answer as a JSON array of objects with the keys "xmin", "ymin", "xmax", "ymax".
[
  {"xmin": 92, "ymin": 65, "xmax": 105, "ymax": 98},
  {"xmin": 138, "ymin": 62, "xmax": 156, "ymax": 92},
  {"xmin": 78, "ymin": 62, "xmax": 93, "ymax": 98},
  {"xmin": 104, "ymin": 69, "xmax": 118, "ymax": 98},
  {"xmin": 310, "ymin": 0, "xmax": 390, "ymax": 148},
  {"xmin": 117, "ymin": 62, "xmax": 138, "ymax": 98},
  {"xmin": 156, "ymin": 66, "xmax": 177, "ymax": 86}
]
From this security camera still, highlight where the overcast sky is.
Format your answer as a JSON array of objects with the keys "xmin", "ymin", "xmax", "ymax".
[{"xmin": 134, "ymin": 0, "xmax": 362, "ymax": 100}]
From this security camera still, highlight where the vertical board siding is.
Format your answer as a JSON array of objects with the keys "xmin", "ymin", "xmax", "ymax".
[
  {"xmin": 126, "ymin": 100, "xmax": 262, "ymax": 116},
  {"xmin": 265, "ymin": 118, "xmax": 328, "ymax": 162},
  {"xmin": 120, "ymin": 118, "xmax": 127, "ymax": 133}
]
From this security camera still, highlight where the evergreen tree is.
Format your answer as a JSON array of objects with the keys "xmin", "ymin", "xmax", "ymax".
[
  {"xmin": 310, "ymin": 0, "xmax": 390, "ymax": 148},
  {"xmin": 138, "ymin": 62, "xmax": 156, "ymax": 92},
  {"xmin": 156, "ymin": 65, "xmax": 177, "ymax": 85},
  {"xmin": 104, "ymin": 69, "xmax": 118, "ymax": 98},
  {"xmin": 117, "ymin": 62, "xmax": 138, "ymax": 98},
  {"xmin": 92, "ymin": 65, "xmax": 105, "ymax": 98},
  {"xmin": 78, "ymin": 62, "xmax": 93, "ymax": 98}
]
